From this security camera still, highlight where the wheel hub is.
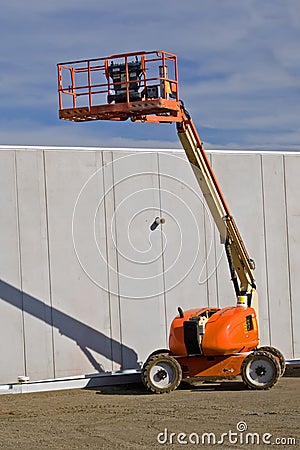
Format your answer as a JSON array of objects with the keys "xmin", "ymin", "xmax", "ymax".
[
  {"xmin": 255, "ymin": 365, "xmax": 267, "ymax": 377},
  {"xmin": 156, "ymin": 369, "xmax": 167, "ymax": 380}
]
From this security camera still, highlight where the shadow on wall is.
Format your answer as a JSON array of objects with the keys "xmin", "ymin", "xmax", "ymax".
[{"xmin": 0, "ymin": 279, "xmax": 139, "ymax": 374}]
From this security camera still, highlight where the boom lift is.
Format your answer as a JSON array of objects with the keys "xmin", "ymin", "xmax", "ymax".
[{"xmin": 57, "ymin": 50, "xmax": 285, "ymax": 392}]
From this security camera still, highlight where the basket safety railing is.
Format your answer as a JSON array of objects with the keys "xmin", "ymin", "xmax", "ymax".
[{"xmin": 57, "ymin": 50, "xmax": 180, "ymax": 122}]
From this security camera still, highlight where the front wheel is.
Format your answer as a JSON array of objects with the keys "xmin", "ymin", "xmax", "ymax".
[
  {"xmin": 257, "ymin": 346, "xmax": 286, "ymax": 376},
  {"xmin": 141, "ymin": 354, "xmax": 182, "ymax": 394},
  {"xmin": 242, "ymin": 350, "xmax": 281, "ymax": 390}
]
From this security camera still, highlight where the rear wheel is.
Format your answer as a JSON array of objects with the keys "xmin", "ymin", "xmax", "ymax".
[
  {"xmin": 141, "ymin": 354, "xmax": 182, "ymax": 394},
  {"xmin": 242, "ymin": 350, "xmax": 281, "ymax": 390},
  {"xmin": 143, "ymin": 349, "xmax": 170, "ymax": 365},
  {"xmin": 257, "ymin": 346, "xmax": 286, "ymax": 376}
]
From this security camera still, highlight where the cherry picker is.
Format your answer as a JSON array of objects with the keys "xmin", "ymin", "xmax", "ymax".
[{"xmin": 57, "ymin": 50, "xmax": 285, "ymax": 393}]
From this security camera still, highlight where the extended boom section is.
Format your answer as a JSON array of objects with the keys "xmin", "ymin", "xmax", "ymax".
[{"xmin": 176, "ymin": 105, "xmax": 257, "ymax": 304}]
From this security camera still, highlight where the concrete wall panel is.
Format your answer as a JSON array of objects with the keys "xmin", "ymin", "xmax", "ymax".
[
  {"xmin": 0, "ymin": 150, "xmax": 25, "ymax": 382},
  {"xmin": 44, "ymin": 150, "xmax": 113, "ymax": 377},
  {"xmin": 261, "ymin": 154, "xmax": 293, "ymax": 358},
  {"xmin": 204, "ymin": 154, "xmax": 223, "ymax": 308},
  {"xmin": 158, "ymin": 152, "xmax": 210, "ymax": 325},
  {"xmin": 112, "ymin": 152, "xmax": 166, "ymax": 366},
  {"xmin": 212, "ymin": 153, "xmax": 269, "ymax": 344},
  {"xmin": 16, "ymin": 150, "xmax": 55, "ymax": 379},
  {"xmin": 102, "ymin": 151, "xmax": 123, "ymax": 371},
  {"xmin": 284, "ymin": 155, "xmax": 300, "ymax": 357}
]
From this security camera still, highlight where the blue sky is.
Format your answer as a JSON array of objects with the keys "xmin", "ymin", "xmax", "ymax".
[{"xmin": 0, "ymin": 0, "xmax": 299, "ymax": 150}]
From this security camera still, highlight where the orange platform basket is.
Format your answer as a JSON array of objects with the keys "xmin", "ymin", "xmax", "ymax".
[{"xmin": 57, "ymin": 50, "xmax": 183, "ymax": 123}]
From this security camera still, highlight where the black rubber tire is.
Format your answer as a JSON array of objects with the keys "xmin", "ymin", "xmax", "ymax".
[
  {"xmin": 242, "ymin": 350, "xmax": 281, "ymax": 390},
  {"xmin": 257, "ymin": 346, "xmax": 286, "ymax": 376},
  {"xmin": 141, "ymin": 354, "xmax": 182, "ymax": 394},
  {"xmin": 143, "ymin": 349, "xmax": 171, "ymax": 365}
]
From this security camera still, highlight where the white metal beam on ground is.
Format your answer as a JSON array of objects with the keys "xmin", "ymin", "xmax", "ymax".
[{"xmin": 0, "ymin": 370, "xmax": 141, "ymax": 395}]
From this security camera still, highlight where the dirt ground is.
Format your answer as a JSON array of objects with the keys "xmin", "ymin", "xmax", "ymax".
[{"xmin": 0, "ymin": 376, "xmax": 298, "ymax": 450}]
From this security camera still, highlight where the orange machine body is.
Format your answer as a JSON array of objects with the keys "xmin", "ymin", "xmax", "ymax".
[{"xmin": 169, "ymin": 306, "xmax": 258, "ymax": 357}]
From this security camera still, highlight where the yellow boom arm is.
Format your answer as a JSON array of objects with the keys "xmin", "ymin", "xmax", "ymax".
[{"xmin": 176, "ymin": 103, "xmax": 257, "ymax": 306}]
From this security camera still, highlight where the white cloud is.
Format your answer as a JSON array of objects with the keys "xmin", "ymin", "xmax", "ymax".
[{"xmin": 0, "ymin": 119, "xmax": 180, "ymax": 149}]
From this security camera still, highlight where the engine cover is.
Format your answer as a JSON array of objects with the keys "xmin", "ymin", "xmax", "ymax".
[
  {"xmin": 169, "ymin": 306, "xmax": 258, "ymax": 356},
  {"xmin": 202, "ymin": 306, "xmax": 258, "ymax": 355}
]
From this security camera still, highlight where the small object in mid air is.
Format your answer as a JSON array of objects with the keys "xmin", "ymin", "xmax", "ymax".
[{"xmin": 150, "ymin": 217, "xmax": 165, "ymax": 231}]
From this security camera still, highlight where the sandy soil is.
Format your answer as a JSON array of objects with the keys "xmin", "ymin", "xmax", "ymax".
[{"xmin": 0, "ymin": 377, "xmax": 298, "ymax": 450}]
